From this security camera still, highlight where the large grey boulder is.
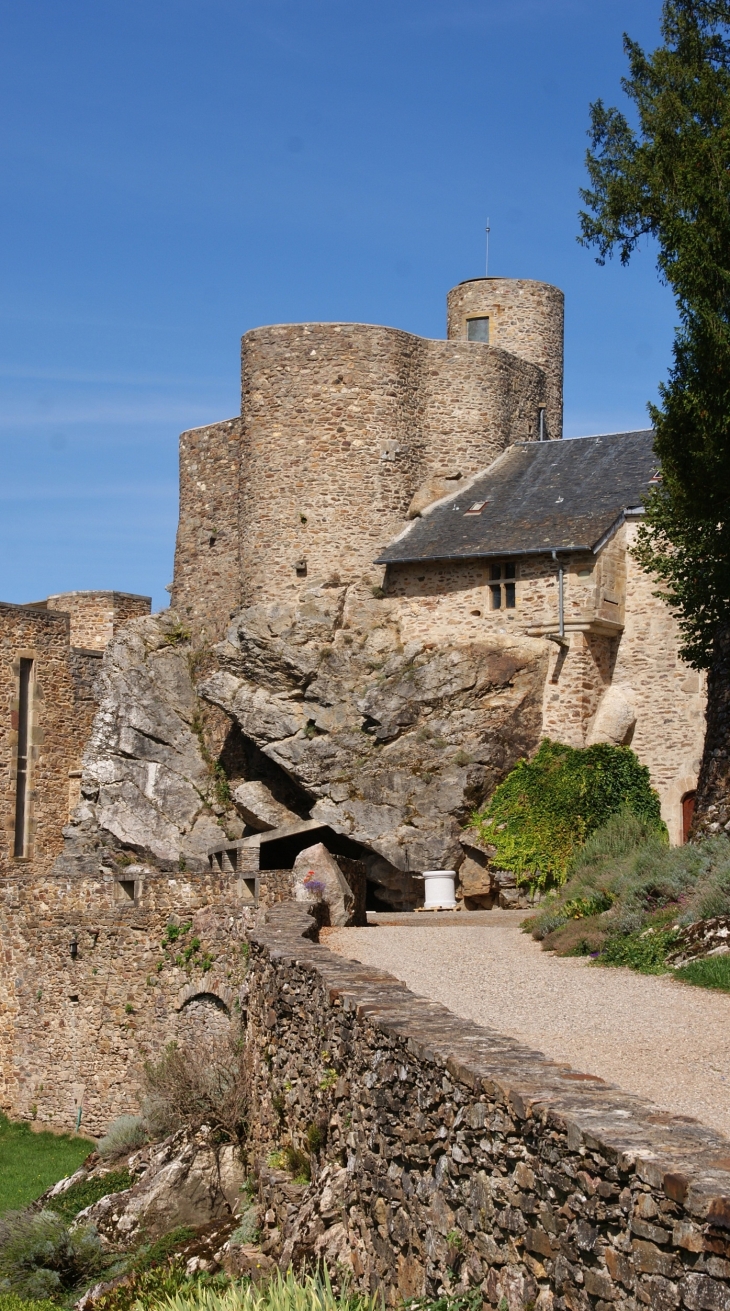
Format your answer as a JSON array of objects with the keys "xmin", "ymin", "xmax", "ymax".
[
  {"xmin": 232, "ymin": 780, "xmax": 299, "ymax": 831},
  {"xmin": 76, "ymin": 1128, "xmax": 245, "ymax": 1247},
  {"xmin": 63, "ymin": 612, "xmax": 228, "ymax": 868},
  {"xmin": 292, "ymin": 843, "xmax": 355, "ymax": 926},
  {"xmin": 199, "ymin": 583, "xmax": 548, "ymax": 875}
]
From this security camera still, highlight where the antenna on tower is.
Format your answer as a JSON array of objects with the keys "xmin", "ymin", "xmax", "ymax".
[{"xmin": 485, "ymin": 217, "xmax": 491, "ymax": 277}]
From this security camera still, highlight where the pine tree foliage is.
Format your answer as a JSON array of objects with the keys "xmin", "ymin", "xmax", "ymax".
[{"xmin": 579, "ymin": 0, "xmax": 730, "ymax": 667}]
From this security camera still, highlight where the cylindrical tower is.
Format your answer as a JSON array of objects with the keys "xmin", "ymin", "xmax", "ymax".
[{"xmin": 446, "ymin": 277, "xmax": 564, "ymax": 439}]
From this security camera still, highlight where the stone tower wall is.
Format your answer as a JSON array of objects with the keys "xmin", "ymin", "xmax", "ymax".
[
  {"xmin": 237, "ymin": 323, "xmax": 545, "ymax": 607},
  {"xmin": 446, "ymin": 277, "xmax": 564, "ymax": 439},
  {"xmin": 172, "ymin": 418, "xmax": 243, "ymax": 643}
]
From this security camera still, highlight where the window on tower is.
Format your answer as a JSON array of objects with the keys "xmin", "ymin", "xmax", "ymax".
[{"xmin": 466, "ymin": 317, "xmax": 490, "ymax": 343}]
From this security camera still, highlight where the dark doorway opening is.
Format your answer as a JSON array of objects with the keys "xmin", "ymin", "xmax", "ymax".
[{"xmin": 681, "ymin": 791, "xmax": 696, "ymax": 844}]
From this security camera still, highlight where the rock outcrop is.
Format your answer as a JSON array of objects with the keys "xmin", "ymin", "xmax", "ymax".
[
  {"xmin": 61, "ymin": 612, "xmax": 231, "ymax": 870},
  {"xmin": 200, "ymin": 582, "xmax": 548, "ymax": 874},
  {"xmin": 292, "ymin": 843, "xmax": 355, "ymax": 927},
  {"xmin": 75, "ymin": 1128, "xmax": 246, "ymax": 1247},
  {"xmin": 54, "ymin": 586, "xmax": 547, "ymax": 903}
]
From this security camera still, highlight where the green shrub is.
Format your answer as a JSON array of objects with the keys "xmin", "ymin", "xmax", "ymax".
[
  {"xmin": 97, "ymin": 1116, "xmax": 147, "ymax": 1161},
  {"xmin": 675, "ymin": 954, "xmax": 730, "ymax": 992},
  {"xmin": 523, "ymin": 813, "xmax": 730, "ymax": 986},
  {"xmin": 0, "ymin": 1210, "xmax": 104, "ymax": 1300},
  {"xmin": 45, "ymin": 1170, "xmax": 132, "ymax": 1223},
  {"xmin": 601, "ymin": 927, "xmax": 679, "ymax": 973},
  {"xmin": 470, "ymin": 740, "xmax": 664, "ymax": 888}
]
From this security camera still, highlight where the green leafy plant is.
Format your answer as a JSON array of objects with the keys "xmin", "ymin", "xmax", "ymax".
[
  {"xmin": 470, "ymin": 740, "xmax": 664, "ymax": 888},
  {"xmin": 305, "ymin": 1122, "xmax": 323, "ymax": 1152},
  {"xmin": 162, "ymin": 621, "xmax": 191, "ymax": 646},
  {"xmin": 131, "ymin": 1226, "xmax": 195, "ymax": 1274},
  {"xmin": 601, "ymin": 927, "xmax": 680, "ymax": 974},
  {"xmin": 318, "ymin": 1068, "xmax": 337, "ymax": 1091},
  {"xmin": 93, "ymin": 1257, "xmax": 214, "ymax": 1311},
  {"xmin": 46, "ymin": 1169, "xmax": 132, "ymax": 1223},
  {"xmin": 0, "ymin": 1294, "xmax": 57, "ymax": 1311}
]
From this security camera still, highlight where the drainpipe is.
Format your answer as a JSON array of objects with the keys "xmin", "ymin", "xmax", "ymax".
[
  {"xmin": 551, "ymin": 550, "xmax": 564, "ymax": 638},
  {"xmin": 538, "ymin": 407, "xmax": 545, "ymax": 442}
]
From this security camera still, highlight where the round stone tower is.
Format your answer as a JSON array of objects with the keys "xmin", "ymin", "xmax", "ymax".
[{"xmin": 446, "ymin": 277, "xmax": 564, "ymax": 439}]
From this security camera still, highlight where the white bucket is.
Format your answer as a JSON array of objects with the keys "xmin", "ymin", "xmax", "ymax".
[{"xmin": 419, "ymin": 870, "xmax": 457, "ymax": 910}]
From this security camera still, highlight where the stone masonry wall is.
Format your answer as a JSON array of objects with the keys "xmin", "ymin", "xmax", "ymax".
[
  {"xmin": 237, "ymin": 324, "xmax": 544, "ymax": 606},
  {"xmin": 612, "ymin": 521, "xmax": 707, "ymax": 845},
  {"xmin": 0, "ymin": 864, "xmax": 252, "ymax": 1133},
  {"xmin": 0, "ymin": 605, "xmax": 82, "ymax": 876},
  {"xmin": 249, "ymin": 901, "xmax": 730, "ymax": 1311},
  {"xmin": 447, "ymin": 278, "xmax": 564, "ymax": 440},
  {"xmin": 173, "ymin": 418, "xmax": 243, "ymax": 643},
  {"xmin": 45, "ymin": 591, "xmax": 151, "ymax": 650}
]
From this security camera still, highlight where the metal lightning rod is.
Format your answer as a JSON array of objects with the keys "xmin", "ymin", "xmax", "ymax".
[{"xmin": 485, "ymin": 217, "xmax": 490, "ymax": 277}]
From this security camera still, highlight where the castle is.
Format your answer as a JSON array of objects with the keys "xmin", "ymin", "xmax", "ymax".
[{"xmin": 0, "ymin": 276, "xmax": 707, "ymax": 1130}]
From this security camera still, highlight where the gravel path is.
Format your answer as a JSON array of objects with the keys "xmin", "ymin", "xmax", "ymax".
[{"xmin": 325, "ymin": 919, "xmax": 730, "ymax": 1139}]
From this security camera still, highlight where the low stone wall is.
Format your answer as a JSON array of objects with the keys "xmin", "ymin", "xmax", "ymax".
[{"xmin": 248, "ymin": 902, "xmax": 730, "ymax": 1310}]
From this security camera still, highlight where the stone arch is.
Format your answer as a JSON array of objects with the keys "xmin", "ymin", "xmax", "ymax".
[{"xmin": 176, "ymin": 986, "xmax": 233, "ymax": 1045}]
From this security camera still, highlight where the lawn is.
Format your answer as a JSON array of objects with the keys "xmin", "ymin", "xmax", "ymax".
[{"xmin": 0, "ymin": 1116, "xmax": 93, "ymax": 1215}]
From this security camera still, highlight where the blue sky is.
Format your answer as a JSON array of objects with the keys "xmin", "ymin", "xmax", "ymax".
[{"xmin": 0, "ymin": 0, "xmax": 672, "ymax": 611}]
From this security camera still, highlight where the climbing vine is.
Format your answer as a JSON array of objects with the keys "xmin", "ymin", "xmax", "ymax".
[{"xmin": 469, "ymin": 739, "xmax": 664, "ymax": 888}]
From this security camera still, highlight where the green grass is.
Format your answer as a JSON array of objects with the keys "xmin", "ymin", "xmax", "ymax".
[
  {"xmin": 0, "ymin": 1117, "xmax": 93, "ymax": 1216},
  {"xmin": 0, "ymin": 1295, "xmax": 57, "ymax": 1311},
  {"xmin": 675, "ymin": 953, "xmax": 730, "ymax": 992}
]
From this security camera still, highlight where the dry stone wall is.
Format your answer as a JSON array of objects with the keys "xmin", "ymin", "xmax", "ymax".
[{"xmin": 249, "ymin": 901, "xmax": 730, "ymax": 1311}]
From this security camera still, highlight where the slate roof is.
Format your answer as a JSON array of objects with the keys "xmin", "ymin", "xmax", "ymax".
[{"xmin": 376, "ymin": 430, "xmax": 658, "ymax": 565}]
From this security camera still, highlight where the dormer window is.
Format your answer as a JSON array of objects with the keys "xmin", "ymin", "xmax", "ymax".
[
  {"xmin": 466, "ymin": 317, "xmax": 490, "ymax": 343},
  {"xmin": 464, "ymin": 501, "xmax": 488, "ymax": 516}
]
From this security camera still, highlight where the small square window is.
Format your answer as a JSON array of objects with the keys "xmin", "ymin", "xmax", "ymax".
[
  {"xmin": 505, "ymin": 583, "xmax": 516, "ymax": 608},
  {"xmin": 490, "ymin": 584, "xmax": 502, "ymax": 610},
  {"xmin": 464, "ymin": 501, "xmax": 488, "ymax": 516},
  {"xmin": 116, "ymin": 879, "xmax": 135, "ymax": 903},
  {"xmin": 467, "ymin": 317, "xmax": 490, "ymax": 343}
]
